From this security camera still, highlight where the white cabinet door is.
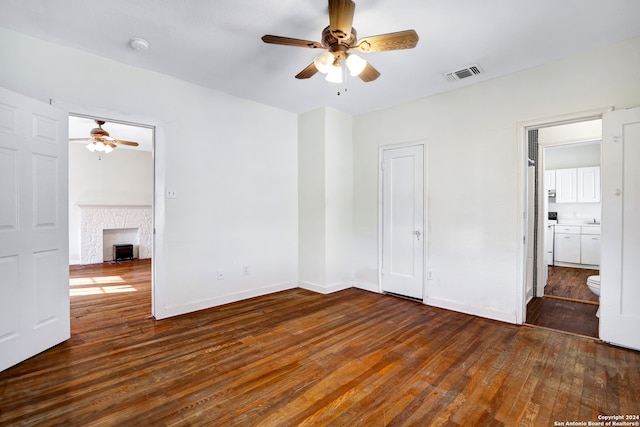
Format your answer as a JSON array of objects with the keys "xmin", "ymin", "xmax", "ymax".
[
  {"xmin": 555, "ymin": 168, "xmax": 577, "ymax": 203},
  {"xmin": 577, "ymin": 166, "xmax": 601, "ymax": 202},
  {"xmin": 581, "ymin": 235, "xmax": 601, "ymax": 265},
  {"xmin": 544, "ymin": 170, "xmax": 556, "ymax": 191},
  {"xmin": 554, "ymin": 233, "xmax": 580, "ymax": 263}
]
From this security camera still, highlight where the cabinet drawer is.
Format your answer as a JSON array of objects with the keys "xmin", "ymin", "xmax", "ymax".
[
  {"xmin": 581, "ymin": 226, "xmax": 601, "ymax": 235},
  {"xmin": 555, "ymin": 225, "xmax": 581, "ymax": 234}
]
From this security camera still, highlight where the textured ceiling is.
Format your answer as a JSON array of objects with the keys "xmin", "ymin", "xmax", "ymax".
[{"xmin": 1, "ymin": 0, "xmax": 640, "ymax": 116}]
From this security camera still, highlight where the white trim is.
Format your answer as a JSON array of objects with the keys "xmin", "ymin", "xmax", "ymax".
[
  {"xmin": 155, "ymin": 281, "xmax": 299, "ymax": 320},
  {"xmin": 426, "ymin": 297, "xmax": 517, "ymax": 324},
  {"xmin": 298, "ymin": 281, "xmax": 352, "ymax": 294},
  {"xmin": 377, "ymin": 140, "xmax": 428, "ymax": 300},
  {"xmin": 77, "ymin": 204, "xmax": 151, "ymax": 209},
  {"xmin": 516, "ymin": 107, "xmax": 610, "ymax": 325}
]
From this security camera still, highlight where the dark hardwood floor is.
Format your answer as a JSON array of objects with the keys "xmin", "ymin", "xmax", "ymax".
[
  {"xmin": 545, "ymin": 266, "xmax": 599, "ymax": 303},
  {"xmin": 527, "ymin": 266, "xmax": 600, "ymax": 339},
  {"xmin": 527, "ymin": 297, "xmax": 599, "ymax": 338},
  {"xmin": 1, "ymin": 260, "xmax": 638, "ymax": 426}
]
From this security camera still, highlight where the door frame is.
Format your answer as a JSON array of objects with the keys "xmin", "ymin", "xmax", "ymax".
[
  {"xmin": 59, "ymin": 101, "xmax": 164, "ymax": 319},
  {"xmin": 517, "ymin": 108, "xmax": 610, "ymax": 324},
  {"xmin": 378, "ymin": 140, "xmax": 428, "ymax": 301}
]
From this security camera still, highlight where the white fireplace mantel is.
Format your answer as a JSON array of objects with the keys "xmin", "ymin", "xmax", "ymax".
[{"xmin": 78, "ymin": 204, "xmax": 152, "ymax": 265}]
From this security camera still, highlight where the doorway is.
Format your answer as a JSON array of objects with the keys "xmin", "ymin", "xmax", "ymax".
[
  {"xmin": 379, "ymin": 143, "xmax": 425, "ymax": 301},
  {"xmin": 67, "ymin": 114, "xmax": 154, "ymax": 314},
  {"xmin": 523, "ymin": 116, "xmax": 603, "ymax": 337}
]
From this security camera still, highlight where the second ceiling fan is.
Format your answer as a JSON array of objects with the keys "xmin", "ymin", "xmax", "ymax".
[
  {"xmin": 70, "ymin": 119, "xmax": 140, "ymax": 154},
  {"xmin": 262, "ymin": 0, "xmax": 419, "ymax": 83}
]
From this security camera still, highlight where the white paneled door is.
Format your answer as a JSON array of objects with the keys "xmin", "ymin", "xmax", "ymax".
[
  {"xmin": 381, "ymin": 145, "xmax": 424, "ymax": 300},
  {"xmin": 600, "ymin": 107, "xmax": 640, "ymax": 351},
  {"xmin": 0, "ymin": 87, "xmax": 69, "ymax": 372}
]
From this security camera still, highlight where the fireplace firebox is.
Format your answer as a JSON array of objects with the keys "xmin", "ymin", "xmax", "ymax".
[{"xmin": 113, "ymin": 244, "xmax": 134, "ymax": 261}]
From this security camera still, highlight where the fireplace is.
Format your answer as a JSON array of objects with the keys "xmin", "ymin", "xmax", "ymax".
[{"xmin": 78, "ymin": 205, "xmax": 151, "ymax": 265}]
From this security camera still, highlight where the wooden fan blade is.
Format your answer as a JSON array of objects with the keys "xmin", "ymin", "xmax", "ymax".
[
  {"xmin": 358, "ymin": 63, "xmax": 381, "ymax": 82},
  {"xmin": 329, "ymin": 0, "xmax": 355, "ymax": 39},
  {"xmin": 113, "ymin": 139, "xmax": 139, "ymax": 147},
  {"xmin": 261, "ymin": 35, "xmax": 322, "ymax": 49},
  {"xmin": 356, "ymin": 30, "xmax": 419, "ymax": 53},
  {"xmin": 295, "ymin": 63, "xmax": 319, "ymax": 79}
]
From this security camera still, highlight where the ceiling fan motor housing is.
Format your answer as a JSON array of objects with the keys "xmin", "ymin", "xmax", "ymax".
[
  {"xmin": 322, "ymin": 26, "xmax": 357, "ymax": 59},
  {"xmin": 90, "ymin": 120, "xmax": 109, "ymax": 138}
]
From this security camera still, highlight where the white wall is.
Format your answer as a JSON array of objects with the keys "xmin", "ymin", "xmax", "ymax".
[
  {"xmin": 0, "ymin": 27, "xmax": 299, "ymax": 319},
  {"xmin": 545, "ymin": 143, "xmax": 600, "ymax": 170},
  {"xmin": 3, "ymin": 25, "xmax": 639, "ymax": 325},
  {"xmin": 298, "ymin": 109, "xmax": 326, "ymax": 286},
  {"xmin": 539, "ymin": 119, "xmax": 602, "ymax": 147},
  {"xmin": 352, "ymin": 36, "xmax": 640, "ymax": 323},
  {"xmin": 68, "ymin": 143, "xmax": 153, "ymax": 264},
  {"xmin": 298, "ymin": 107, "xmax": 354, "ymax": 293}
]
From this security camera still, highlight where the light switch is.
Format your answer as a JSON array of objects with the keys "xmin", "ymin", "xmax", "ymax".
[{"xmin": 166, "ymin": 189, "xmax": 177, "ymax": 199}]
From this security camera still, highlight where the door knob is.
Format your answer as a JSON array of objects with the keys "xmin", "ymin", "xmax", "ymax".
[{"xmin": 415, "ymin": 230, "xmax": 421, "ymax": 240}]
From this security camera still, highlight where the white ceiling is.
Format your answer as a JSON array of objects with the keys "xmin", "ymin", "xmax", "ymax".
[{"xmin": 1, "ymin": 0, "xmax": 639, "ymax": 116}]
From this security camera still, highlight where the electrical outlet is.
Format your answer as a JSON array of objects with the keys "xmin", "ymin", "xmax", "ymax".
[
  {"xmin": 217, "ymin": 270, "xmax": 223, "ymax": 280},
  {"xmin": 242, "ymin": 265, "xmax": 250, "ymax": 276},
  {"xmin": 427, "ymin": 270, "xmax": 433, "ymax": 280}
]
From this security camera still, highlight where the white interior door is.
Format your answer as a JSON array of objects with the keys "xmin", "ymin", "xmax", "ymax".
[
  {"xmin": 0, "ymin": 87, "xmax": 70, "ymax": 372},
  {"xmin": 381, "ymin": 145, "xmax": 424, "ymax": 300},
  {"xmin": 600, "ymin": 107, "xmax": 640, "ymax": 351}
]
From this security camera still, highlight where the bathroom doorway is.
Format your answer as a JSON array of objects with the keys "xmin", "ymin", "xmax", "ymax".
[{"xmin": 523, "ymin": 116, "xmax": 603, "ymax": 338}]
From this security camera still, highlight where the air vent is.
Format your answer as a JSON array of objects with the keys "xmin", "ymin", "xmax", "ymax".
[{"xmin": 444, "ymin": 64, "xmax": 483, "ymax": 82}]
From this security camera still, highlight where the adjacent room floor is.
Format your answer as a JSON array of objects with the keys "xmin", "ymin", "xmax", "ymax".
[{"xmin": 526, "ymin": 266, "xmax": 600, "ymax": 338}]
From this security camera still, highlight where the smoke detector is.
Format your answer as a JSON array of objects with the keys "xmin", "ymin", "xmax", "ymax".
[
  {"xmin": 129, "ymin": 37, "xmax": 150, "ymax": 51},
  {"xmin": 444, "ymin": 64, "xmax": 483, "ymax": 82}
]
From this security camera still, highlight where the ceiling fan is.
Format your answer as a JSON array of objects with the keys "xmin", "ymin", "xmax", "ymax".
[
  {"xmin": 69, "ymin": 120, "xmax": 139, "ymax": 153},
  {"xmin": 262, "ymin": 0, "xmax": 419, "ymax": 83}
]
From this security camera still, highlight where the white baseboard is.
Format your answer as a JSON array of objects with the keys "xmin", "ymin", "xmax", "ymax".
[
  {"xmin": 155, "ymin": 280, "xmax": 299, "ymax": 319},
  {"xmin": 425, "ymin": 297, "xmax": 517, "ymax": 324},
  {"xmin": 298, "ymin": 280, "xmax": 352, "ymax": 294},
  {"xmin": 353, "ymin": 281, "xmax": 380, "ymax": 293}
]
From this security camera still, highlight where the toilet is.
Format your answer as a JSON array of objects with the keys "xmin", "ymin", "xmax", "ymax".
[{"xmin": 587, "ymin": 275, "xmax": 601, "ymax": 317}]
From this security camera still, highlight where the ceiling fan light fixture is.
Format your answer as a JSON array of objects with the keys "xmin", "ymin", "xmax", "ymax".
[
  {"xmin": 86, "ymin": 142, "xmax": 96, "ymax": 152},
  {"xmin": 314, "ymin": 51, "xmax": 335, "ymax": 74},
  {"xmin": 94, "ymin": 140, "xmax": 106, "ymax": 152},
  {"xmin": 325, "ymin": 63, "xmax": 343, "ymax": 83},
  {"xmin": 104, "ymin": 144, "xmax": 115, "ymax": 154},
  {"xmin": 346, "ymin": 53, "xmax": 367, "ymax": 76}
]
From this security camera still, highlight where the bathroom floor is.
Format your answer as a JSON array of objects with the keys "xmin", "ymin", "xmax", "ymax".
[
  {"xmin": 526, "ymin": 266, "xmax": 600, "ymax": 338},
  {"xmin": 526, "ymin": 297, "xmax": 599, "ymax": 338},
  {"xmin": 545, "ymin": 266, "xmax": 599, "ymax": 303}
]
